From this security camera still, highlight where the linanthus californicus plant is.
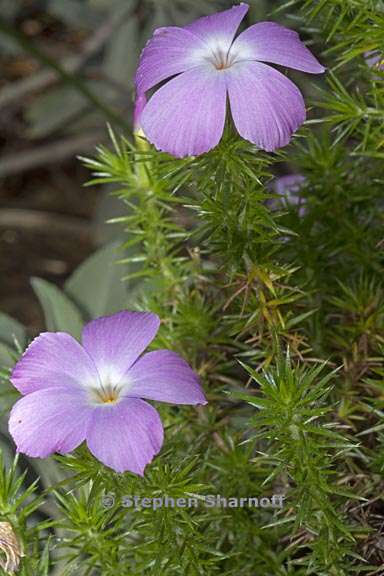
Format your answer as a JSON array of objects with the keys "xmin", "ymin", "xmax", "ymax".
[{"xmin": 1, "ymin": 1, "xmax": 384, "ymax": 574}]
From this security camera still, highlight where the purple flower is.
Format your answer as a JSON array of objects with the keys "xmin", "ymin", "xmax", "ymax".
[
  {"xmin": 272, "ymin": 174, "xmax": 307, "ymax": 215},
  {"xmin": 273, "ymin": 174, "xmax": 306, "ymax": 198},
  {"xmin": 133, "ymin": 93, "xmax": 147, "ymax": 132},
  {"xmin": 135, "ymin": 3, "xmax": 325, "ymax": 158},
  {"xmin": 8, "ymin": 311, "xmax": 207, "ymax": 475},
  {"xmin": 365, "ymin": 50, "xmax": 384, "ymax": 71}
]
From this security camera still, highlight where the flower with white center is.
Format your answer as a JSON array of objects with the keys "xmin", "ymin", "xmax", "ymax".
[
  {"xmin": 8, "ymin": 311, "xmax": 207, "ymax": 475},
  {"xmin": 134, "ymin": 3, "xmax": 325, "ymax": 158}
]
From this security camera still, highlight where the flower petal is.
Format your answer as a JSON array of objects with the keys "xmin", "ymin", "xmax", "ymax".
[
  {"xmin": 185, "ymin": 3, "xmax": 248, "ymax": 52},
  {"xmin": 141, "ymin": 65, "xmax": 227, "ymax": 158},
  {"xmin": 227, "ymin": 61, "xmax": 306, "ymax": 151},
  {"xmin": 82, "ymin": 311, "xmax": 160, "ymax": 386},
  {"xmin": 232, "ymin": 22, "xmax": 325, "ymax": 73},
  {"xmin": 274, "ymin": 174, "xmax": 306, "ymax": 196},
  {"xmin": 133, "ymin": 93, "xmax": 147, "ymax": 131},
  {"xmin": 365, "ymin": 50, "xmax": 384, "ymax": 71},
  {"xmin": 135, "ymin": 26, "xmax": 208, "ymax": 94},
  {"xmin": 10, "ymin": 332, "xmax": 100, "ymax": 395},
  {"xmin": 86, "ymin": 398, "xmax": 163, "ymax": 475},
  {"xmin": 125, "ymin": 350, "xmax": 207, "ymax": 405},
  {"xmin": 9, "ymin": 387, "xmax": 91, "ymax": 458}
]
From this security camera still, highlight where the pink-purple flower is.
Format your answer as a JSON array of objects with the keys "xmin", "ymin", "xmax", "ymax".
[
  {"xmin": 273, "ymin": 174, "xmax": 307, "ymax": 215},
  {"xmin": 8, "ymin": 311, "xmax": 207, "ymax": 475},
  {"xmin": 135, "ymin": 3, "xmax": 325, "ymax": 158},
  {"xmin": 365, "ymin": 50, "xmax": 384, "ymax": 72},
  {"xmin": 273, "ymin": 173, "xmax": 307, "ymax": 201},
  {"xmin": 133, "ymin": 93, "xmax": 147, "ymax": 132}
]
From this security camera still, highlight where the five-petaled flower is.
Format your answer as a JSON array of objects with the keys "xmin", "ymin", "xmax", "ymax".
[
  {"xmin": 8, "ymin": 311, "xmax": 207, "ymax": 475},
  {"xmin": 135, "ymin": 2, "xmax": 325, "ymax": 158}
]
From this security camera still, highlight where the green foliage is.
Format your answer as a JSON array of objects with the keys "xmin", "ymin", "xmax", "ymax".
[
  {"xmin": 27, "ymin": 242, "xmax": 132, "ymax": 341},
  {"xmin": 0, "ymin": 315, "xmax": 25, "ymax": 369},
  {"xmin": 0, "ymin": 0, "xmax": 384, "ymax": 574},
  {"xmin": 64, "ymin": 241, "xmax": 130, "ymax": 319},
  {"xmin": 233, "ymin": 356, "xmax": 359, "ymax": 573},
  {"xmin": 31, "ymin": 278, "xmax": 84, "ymax": 339}
]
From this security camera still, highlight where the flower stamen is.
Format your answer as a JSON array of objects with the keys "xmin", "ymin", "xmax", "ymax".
[
  {"xmin": 211, "ymin": 48, "xmax": 233, "ymax": 70},
  {"xmin": 91, "ymin": 383, "xmax": 121, "ymax": 405}
]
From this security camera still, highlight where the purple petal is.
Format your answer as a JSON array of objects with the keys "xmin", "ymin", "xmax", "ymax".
[
  {"xmin": 135, "ymin": 26, "xmax": 208, "ymax": 94},
  {"xmin": 273, "ymin": 174, "xmax": 307, "ymax": 216},
  {"xmin": 82, "ymin": 311, "xmax": 160, "ymax": 386},
  {"xmin": 9, "ymin": 387, "xmax": 91, "ymax": 458},
  {"xmin": 86, "ymin": 398, "xmax": 163, "ymax": 475},
  {"xmin": 227, "ymin": 61, "xmax": 306, "ymax": 151},
  {"xmin": 365, "ymin": 50, "xmax": 384, "ymax": 71},
  {"xmin": 232, "ymin": 22, "xmax": 325, "ymax": 73},
  {"xmin": 273, "ymin": 174, "xmax": 306, "ymax": 197},
  {"xmin": 133, "ymin": 93, "xmax": 147, "ymax": 131},
  {"xmin": 185, "ymin": 3, "xmax": 248, "ymax": 49},
  {"xmin": 141, "ymin": 65, "xmax": 227, "ymax": 158},
  {"xmin": 125, "ymin": 350, "xmax": 207, "ymax": 405},
  {"xmin": 11, "ymin": 332, "xmax": 100, "ymax": 395}
]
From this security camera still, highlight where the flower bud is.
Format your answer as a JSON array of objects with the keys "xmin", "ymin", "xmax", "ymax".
[{"xmin": 0, "ymin": 522, "xmax": 24, "ymax": 575}]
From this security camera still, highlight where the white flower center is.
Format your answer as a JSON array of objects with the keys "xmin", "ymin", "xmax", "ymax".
[
  {"xmin": 87, "ymin": 370, "xmax": 134, "ymax": 406},
  {"xmin": 90, "ymin": 381, "xmax": 122, "ymax": 405},
  {"xmin": 210, "ymin": 46, "xmax": 234, "ymax": 70},
  {"xmin": 83, "ymin": 362, "xmax": 131, "ymax": 406},
  {"xmin": 192, "ymin": 37, "xmax": 242, "ymax": 72}
]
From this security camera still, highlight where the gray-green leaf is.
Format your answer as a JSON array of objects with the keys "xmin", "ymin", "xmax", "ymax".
[
  {"xmin": 0, "ymin": 312, "xmax": 26, "ymax": 349},
  {"xmin": 65, "ymin": 242, "xmax": 128, "ymax": 319},
  {"xmin": 31, "ymin": 278, "xmax": 84, "ymax": 338}
]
